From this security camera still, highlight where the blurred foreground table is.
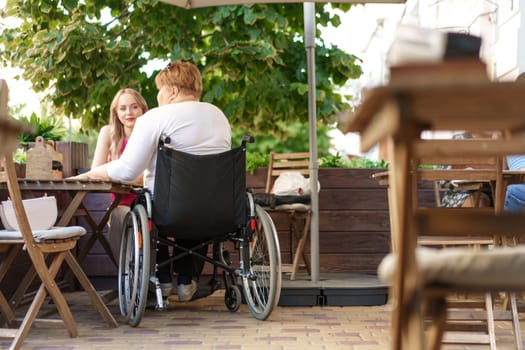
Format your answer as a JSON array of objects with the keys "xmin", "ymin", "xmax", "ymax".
[{"xmin": 346, "ymin": 60, "xmax": 525, "ymax": 349}]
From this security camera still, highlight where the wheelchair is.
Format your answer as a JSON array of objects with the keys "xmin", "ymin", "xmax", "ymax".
[{"xmin": 117, "ymin": 135, "xmax": 282, "ymax": 326}]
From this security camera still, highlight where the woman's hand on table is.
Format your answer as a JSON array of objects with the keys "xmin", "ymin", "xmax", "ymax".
[
  {"xmin": 67, "ymin": 164, "xmax": 111, "ymax": 181},
  {"xmin": 67, "ymin": 174, "xmax": 87, "ymax": 181},
  {"xmin": 67, "ymin": 163, "xmax": 112, "ymax": 182},
  {"xmin": 132, "ymin": 174, "xmax": 144, "ymax": 187},
  {"xmin": 67, "ymin": 172, "xmax": 110, "ymax": 181}
]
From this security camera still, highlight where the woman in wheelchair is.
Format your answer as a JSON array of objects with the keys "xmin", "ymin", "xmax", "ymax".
[{"xmin": 71, "ymin": 60, "xmax": 282, "ymax": 326}]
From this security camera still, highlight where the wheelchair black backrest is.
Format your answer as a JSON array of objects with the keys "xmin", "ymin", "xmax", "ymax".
[{"xmin": 152, "ymin": 137, "xmax": 248, "ymax": 240}]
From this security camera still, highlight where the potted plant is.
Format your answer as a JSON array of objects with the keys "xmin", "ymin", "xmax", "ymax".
[
  {"xmin": 16, "ymin": 113, "xmax": 89, "ymax": 177},
  {"xmin": 13, "ymin": 148, "xmax": 26, "ymax": 178},
  {"xmin": 17, "ymin": 113, "xmax": 67, "ymax": 146}
]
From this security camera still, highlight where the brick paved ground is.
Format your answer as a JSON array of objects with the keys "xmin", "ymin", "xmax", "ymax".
[{"xmin": 2, "ymin": 290, "xmax": 524, "ymax": 350}]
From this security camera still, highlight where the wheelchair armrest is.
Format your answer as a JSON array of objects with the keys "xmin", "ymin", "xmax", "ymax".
[
  {"xmin": 242, "ymin": 134, "xmax": 255, "ymax": 147},
  {"xmin": 131, "ymin": 189, "xmax": 153, "ymax": 218}
]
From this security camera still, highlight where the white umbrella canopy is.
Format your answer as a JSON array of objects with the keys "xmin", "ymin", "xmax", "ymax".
[
  {"xmin": 159, "ymin": 0, "xmax": 405, "ymax": 282},
  {"xmin": 160, "ymin": 0, "xmax": 402, "ymax": 7}
]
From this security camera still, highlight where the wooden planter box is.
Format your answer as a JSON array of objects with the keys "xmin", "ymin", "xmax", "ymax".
[
  {"xmin": 247, "ymin": 168, "xmax": 389, "ymax": 275},
  {"xmin": 247, "ymin": 167, "xmax": 435, "ymax": 275}
]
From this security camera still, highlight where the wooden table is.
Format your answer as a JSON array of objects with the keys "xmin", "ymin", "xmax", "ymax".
[
  {"xmin": 346, "ymin": 62, "xmax": 525, "ymax": 349},
  {"xmin": 0, "ymin": 179, "xmax": 137, "ymax": 267}
]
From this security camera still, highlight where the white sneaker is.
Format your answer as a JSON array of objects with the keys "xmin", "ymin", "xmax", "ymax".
[
  {"xmin": 160, "ymin": 282, "xmax": 173, "ymax": 297},
  {"xmin": 177, "ymin": 280, "xmax": 197, "ymax": 302}
]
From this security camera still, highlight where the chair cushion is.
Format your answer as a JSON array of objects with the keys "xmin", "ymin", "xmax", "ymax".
[
  {"xmin": 0, "ymin": 226, "xmax": 86, "ymax": 243},
  {"xmin": 274, "ymin": 203, "xmax": 311, "ymax": 211},
  {"xmin": 254, "ymin": 193, "xmax": 311, "ymax": 210},
  {"xmin": 378, "ymin": 245, "xmax": 525, "ymax": 290}
]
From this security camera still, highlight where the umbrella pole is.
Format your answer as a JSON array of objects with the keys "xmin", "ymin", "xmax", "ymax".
[{"xmin": 304, "ymin": 2, "xmax": 319, "ymax": 283}]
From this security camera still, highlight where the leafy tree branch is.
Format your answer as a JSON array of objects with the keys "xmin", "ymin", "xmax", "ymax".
[{"xmin": 1, "ymin": 0, "xmax": 362, "ymax": 141}]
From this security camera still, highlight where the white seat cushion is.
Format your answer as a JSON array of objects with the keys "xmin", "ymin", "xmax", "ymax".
[
  {"xmin": 0, "ymin": 226, "xmax": 86, "ymax": 243},
  {"xmin": 378, "ymin": 245, "xmax": 525, "ymax": 290},
  {"xmin": 274, "ymin": 203, "xmax": 311, "ymax": 211}
]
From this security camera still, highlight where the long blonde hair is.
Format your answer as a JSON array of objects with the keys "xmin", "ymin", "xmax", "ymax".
[{"xmin": 108, "ymin": 88, "xmax": 148, "ymax": 161}]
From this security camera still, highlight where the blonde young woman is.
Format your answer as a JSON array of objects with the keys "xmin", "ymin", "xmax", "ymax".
[{"xmin": 91, "ymin": 88, "xmax": 148, "ymax": 264}]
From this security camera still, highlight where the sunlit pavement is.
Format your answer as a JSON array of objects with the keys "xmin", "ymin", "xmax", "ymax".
[{"xmin": 4, "ymin": 290, "xmax": 524, "ymax": 350}]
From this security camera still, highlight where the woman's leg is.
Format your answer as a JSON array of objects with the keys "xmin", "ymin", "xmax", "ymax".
[
  {"xmin": 108, "ymin": 205, "xmax": 130, "ymax": 262},
  {"xmin": 172, "ymin": 240, "xmax": 208, "ymax": 282},
  {"xmin": 504, "ymin": 184, "xmax": 525, "ymax": 212},
  {"xmin": 172, "ymin": 240, "xmax": 207, "ymax": 301}
]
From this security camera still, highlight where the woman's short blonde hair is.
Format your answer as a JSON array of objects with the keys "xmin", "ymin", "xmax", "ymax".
[{"xmin": 155, "ymin": 60, "xmax": 203, "ymax": 99}]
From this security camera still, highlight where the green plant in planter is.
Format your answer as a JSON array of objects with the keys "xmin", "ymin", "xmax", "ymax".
[
  {"xmin": 319, "ymin": 152, "xmax": 389, "ymax": 169},
  {"xmin": 12, "ymin": 148, "xmax": 27, "ymax": 178},
  {"xmin": 16, "ymin": 113, "xmax": 67, "ymax": 145},
  {"xmin": 246, "ymin": 152, "xmax": 269, "ymax": 174},
  {"xmin": 13, "ymin": 148, "xmax": 27, "ymax": 164},
  {"xmin": 246, "ymin": 151, "xmax": 389, "ymax": 173}
]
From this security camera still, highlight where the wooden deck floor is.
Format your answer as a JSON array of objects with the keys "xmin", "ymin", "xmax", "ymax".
[{"xmin": 280, "ymin": 272, "xmax": 388, "ymax": 306}]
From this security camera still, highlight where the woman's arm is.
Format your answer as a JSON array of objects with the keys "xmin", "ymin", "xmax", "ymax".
[
  {"xmin": 68, "ymin": 163, "xmax": 111, "ymax": 181},
  {"xmin": 107, "ymin": 115, "xmax": 157, "ymax": 183},
  {"xmin": 91, "ymin": 125, "xmax": 111, "ymax": 168},
  {"xmin": 131, "ymin": 174, "xmax": 144, "ymax": 187}
]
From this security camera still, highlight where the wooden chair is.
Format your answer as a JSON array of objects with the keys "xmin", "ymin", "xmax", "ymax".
[
  {"xmin": 0, "ymin": 119, "xmax": 31, "ymax": 330},
  {"xmin": 264, "ymin": 152, "xmax": 311, "ymax": 280},
  {"xmin": 379, "ymin": 141, "xmax": 523, "ymax": 350},
  {"xmin": 0, "ymin": 82, "xmax": 117, "ymax": 350},
  {"xmin": 497, "ymin": 167, "xmax": 525, "ymax": 316},
  {"xmin": 374, "ymin": 148, "xmax": 522, "ymax": 350}
]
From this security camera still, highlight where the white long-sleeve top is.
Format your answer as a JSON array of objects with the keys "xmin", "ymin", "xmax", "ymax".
[{"xmin": 107, "ymin": 101, "xmax": 231, "ymax": 194}]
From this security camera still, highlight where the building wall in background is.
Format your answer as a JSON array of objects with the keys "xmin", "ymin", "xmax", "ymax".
[
  {"xmin": 331, "ymin": 1, "xmax": 523, "ymax": 157},
  {"xmin": 340, "ymin": 0, "xmax": 523, "ymax": 88}
]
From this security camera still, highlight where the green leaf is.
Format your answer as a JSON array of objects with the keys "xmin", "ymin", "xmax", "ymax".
[
  {"xmin": 106, "ymin": 41, "xmax": 117, "ymax": 50},
  {"xmin": 118, "ymin": 40, "xmax": 131, "ymax": 48},
  {"xmin": 79, "ymin": 63, "xmax": 90, "ymax": 82},
  {"xmin": 40, "ymin": 2, "xmax": 53, "ymax": 13},
  {"xmin": 63, "ymin": 0, "xmax": 78, "ymax": 12}
]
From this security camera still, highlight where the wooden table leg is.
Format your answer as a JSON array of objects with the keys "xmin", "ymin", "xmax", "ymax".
[
  {"xmin": 65, "ymin": 252, "xmax": 118, "ymax": 327},
  {"xmin": 74, "ymin": 193, "xmax": 124, "ymax": 268},
  {"xmin": 57, "ymin": 191, "xmax": 88, "ymax": 226},
  {"xmin": 388, "ymin": 135, "xmax": 425, "ymax": 350}
]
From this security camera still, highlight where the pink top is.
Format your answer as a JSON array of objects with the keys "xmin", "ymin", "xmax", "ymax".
[{"xmin": 111, "ymin": 139, "xmax": 137, "ymax": 206}]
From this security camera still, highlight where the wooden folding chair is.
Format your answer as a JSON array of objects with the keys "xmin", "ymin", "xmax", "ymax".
[
  {"xmin": 0, "ymin": 83, "xmax": 117, "ymax": 350},
  {"xmin": 264, "ymin": 152, "xmax": 311, "ymax": 280},
  {"xmin": 375, "ymin": 148, "xmax": 522, "ymax": 349}
]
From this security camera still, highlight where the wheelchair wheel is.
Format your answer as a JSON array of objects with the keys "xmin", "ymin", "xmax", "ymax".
[
  {"xmin": 224, "ymin": 284, "xmax": 242, "ymax": 312},
  {"xmin": 117, "ymin": 204, "xmax": 150, "ymax": 327},
  {"xmin": 241, "ymin": 204, "xmax": 282, "ymax": 320}
]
